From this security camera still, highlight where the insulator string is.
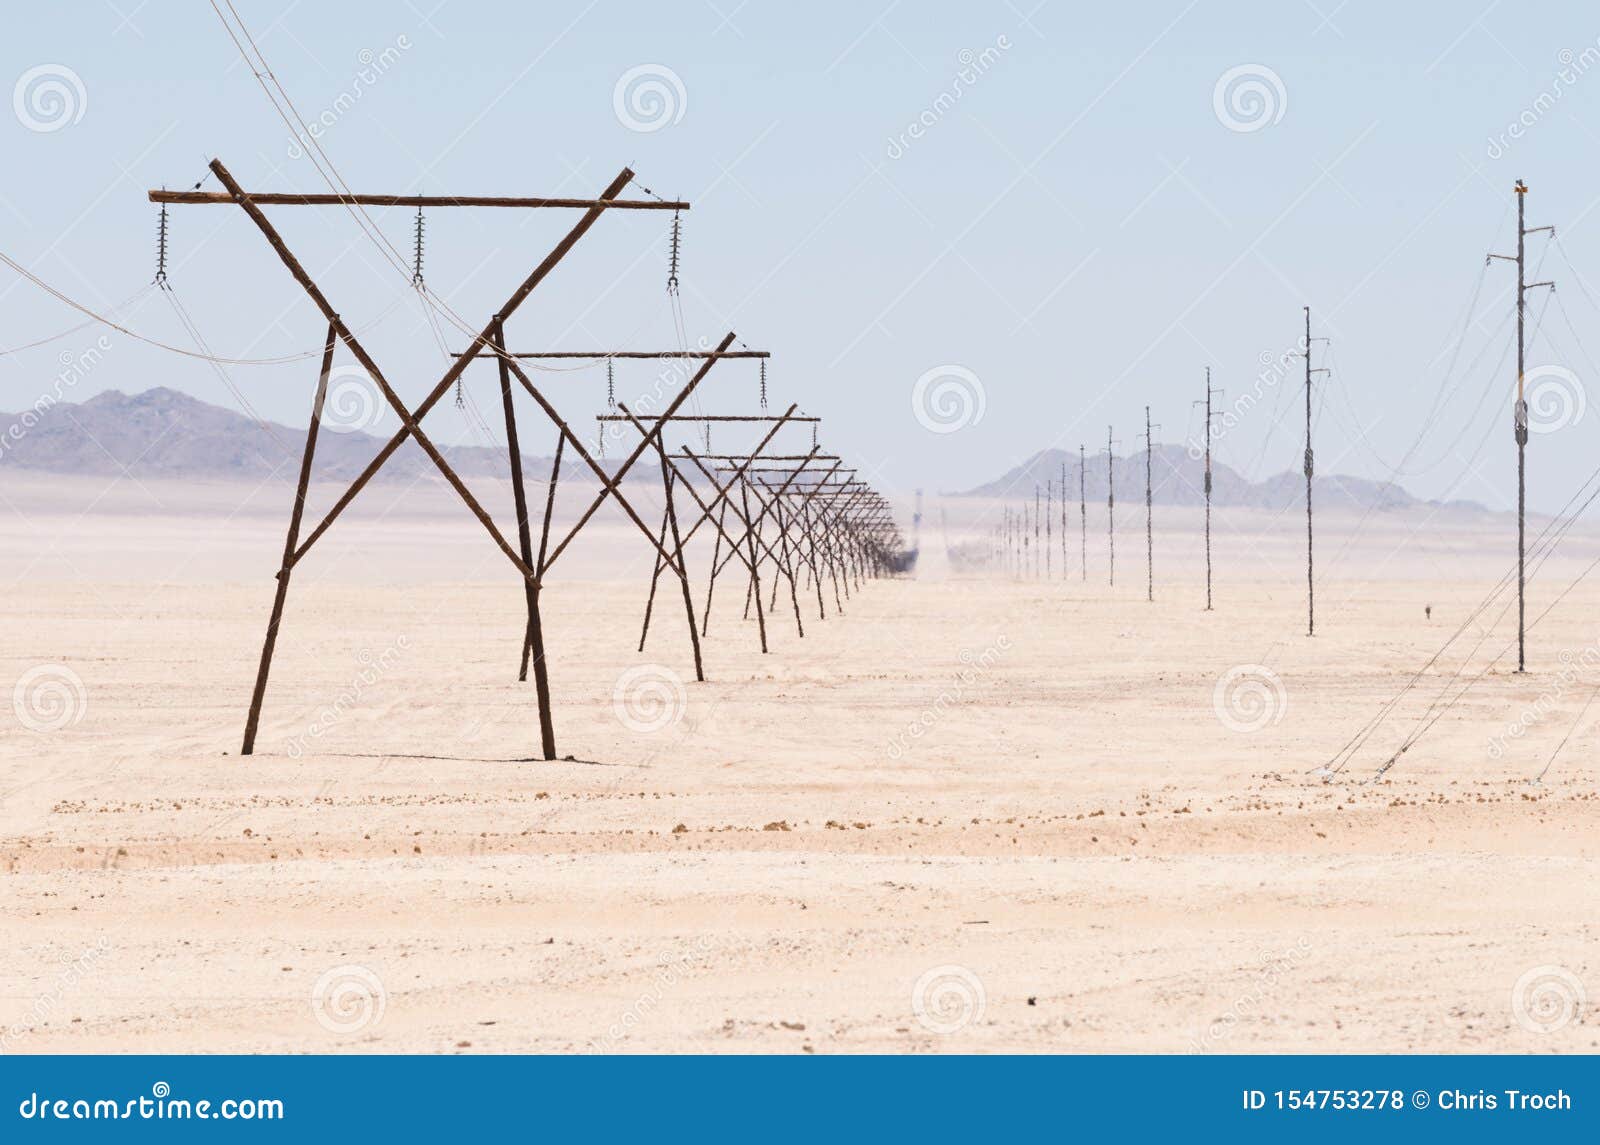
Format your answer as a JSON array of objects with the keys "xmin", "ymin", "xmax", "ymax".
[
  {"xmin": 666, "ymin": 208, "xmax": 682, "ymax": 295},
  {"xmin": 153, "ymin": 201, "xmax": 170, "ymax": 287}
]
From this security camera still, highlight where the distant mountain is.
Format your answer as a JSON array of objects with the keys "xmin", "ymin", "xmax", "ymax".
[
  {"xmin": 0, "ymin": 387, "xmax": 602, "ymax": 483},
  {"xmin": 956, "ymin": 445, "xmax": 1485, "ymax": 514}
]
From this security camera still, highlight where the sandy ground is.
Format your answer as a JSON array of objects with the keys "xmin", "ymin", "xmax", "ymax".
[{"xmin": 1, "ymin": 472, "xmax": 1597, "ymax": 1053}]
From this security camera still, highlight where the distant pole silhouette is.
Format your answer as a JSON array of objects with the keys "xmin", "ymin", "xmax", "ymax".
[
  {"xmin": 1143, "ymin": 406, "xmax": 1157, "ymax": 603},
  {"xmin": 1106, "ymin": 426, "xmax": 1118, "ymax": 588},
  {"xmin": 1079, "ymin": 444, "xmax": 1087, "ymax": 582}
]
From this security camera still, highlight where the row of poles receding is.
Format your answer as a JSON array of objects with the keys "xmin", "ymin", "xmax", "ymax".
[{"xmin": 976, "ymin": 308, "xmax": 1330, "ymax": 632}]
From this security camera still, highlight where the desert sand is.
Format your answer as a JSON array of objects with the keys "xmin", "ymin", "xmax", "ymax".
[{"xmin": 2, "ymin": 472, "xmax": 1596, "ymax": 1053}]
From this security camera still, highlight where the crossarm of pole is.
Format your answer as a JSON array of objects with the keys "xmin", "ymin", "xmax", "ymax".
[
  {"xmin": 277, "ymin": 164, "xmax": 639, "ymax": 569},
  {"xmin": 150, "ymin": 190, "xmax": 689, "ymax": 211},
  {"xmin": 609, "ymin": 403, "xmax": 805, "ymax": 582},
  {"xmin": 450, "ymin": 349, "xmax": 771, "ymax": 361},
  {"xmin": 680, "ymin": 446, "xmax": 825, "ymax": 576},
  {"xmin": 536, "ymin": 332, "xmax": 738, "ymax": 573},
  {"xmin": 595, "ymin": 414, "xmax": 821, "ymax": 424},
  {"xmin": 206, "ymin": 158, "xmax": 539, "ymax": 583},
  {"xmin": 640, "ymin": 405, "xmax": 803, "ymax": 552}
]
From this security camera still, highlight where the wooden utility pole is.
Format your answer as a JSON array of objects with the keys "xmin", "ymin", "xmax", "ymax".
[{"xmin": 1490, "ymin": 180, "xmax": 1554, "ymax": 672}]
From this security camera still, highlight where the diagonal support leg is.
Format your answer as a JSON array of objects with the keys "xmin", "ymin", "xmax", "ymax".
[
  {"xmin": 659, "ymin": 455, "xmax": 706, "ymax": 681},
  {"xmin": 242, "ymin": 324, "xmax": 337, "ymax": 756},
  {"xmin": 637, "ymin": 503, "xmax": 672, "ymax": 652}
]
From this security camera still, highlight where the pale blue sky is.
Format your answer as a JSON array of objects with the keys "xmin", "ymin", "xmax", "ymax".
[{"xmin": 5, "ymin": 1, "xmax": 1600, "ymax": 510}]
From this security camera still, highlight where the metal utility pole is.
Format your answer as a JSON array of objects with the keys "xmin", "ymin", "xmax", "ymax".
[
  {"xmin": 1143, "ymin": 406, "xmax": 1158, "ymax": 603},
  {"xmin": 1044, "ymin": 479, "xmax": 1052, "ymax": 579},
  {"xmin": 1303, "ymin": 307, "xmax": 1314, "ymax": 636},
  {"xmin": 1106, "ymin": 426, "xmax": 1118, "ymax": 587},
  {"xmin": 1079, "ymin": 444, "xmax": 1087, "ymax": 581},
  {"xmin": 1196, "ymin": 368, "xmax": 1222, "ymax": 612},
  {"xmin": 1034, "ymin": 483, "xmax": 1042, "ymax": 578},
  {"xmin": 1490, "ymin": 180, "xmax": 1554, "ymax": 673},
  {"xmin": 1060, "ymin": 460, "xmax": 1067, "ymax": 578},
  {"xmin": 1301, "ymin": 309, "xmax": 1329, "ymax": 637},
  {"xmin": 1022, "ymin": 496, "xmax": 1031, "ymax": 577}
]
